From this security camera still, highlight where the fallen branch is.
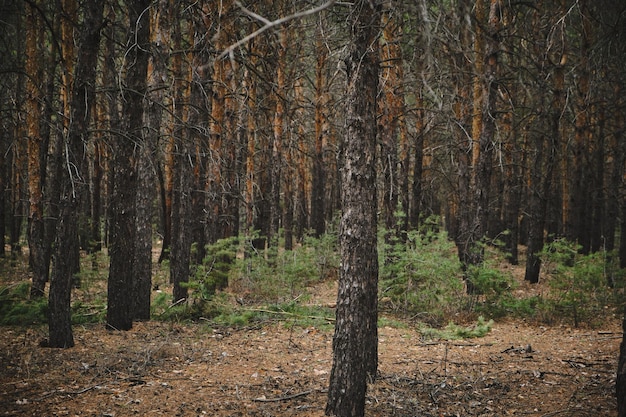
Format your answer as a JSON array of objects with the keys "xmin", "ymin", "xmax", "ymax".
[
  {"xmin": 253, "ymin": 390, "xmax": 313, "ymax": 402},
  {"xmin": 246, "ymin": 307, "xmax": 335, "ymax": 322},
  {"xmin": 35, "ymin": 384, "xmax": 100, "ymax": 401}
]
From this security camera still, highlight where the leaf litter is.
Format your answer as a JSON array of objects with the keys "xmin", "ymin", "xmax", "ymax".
[{"xmin": 0, "ymin": 281, "xmax": 621, "ymax": 417}]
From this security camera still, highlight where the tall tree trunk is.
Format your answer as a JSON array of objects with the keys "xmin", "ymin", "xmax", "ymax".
[
  {"xmin": 0, "ymin": 134, "xmax": 6, "ymax": 258},
  {"xmin": 379, "ymin": 2, "xmax": 403, "ymax": 241},
  {"xmin": 25, "ymin": 2, "xmax": 47, "ymax": 298},
  {"xmin": 243, "ymin": 62, "xmax": 257, "ymax": 236},
  {"xmin": 326, "ymin": 1, "xmax": 381, "ymax": 416},
  {"xmin": 473, "ymin": 0, "xmax": 500, "ymax": 252},
  {"xmin": 158, "ymin": 0, "xmax": 181, "ymax": 264},
  {"xmin": 524, "ymin": 0, "xmax": 564, "ymax": 283},
  {"xmin": 10, "ymin": 149, "xmax": 26, "ymax": 259},
  {"xmin": 131, "ymin": 0, "xmax": 170, "ymax": 320},
  {"xmin": 206, "ymin": 0, "xmax": 232, "ymax": 244},
  {"xmin": 501, "ymin": 111, "xmax": 521, "ymax": 265},
  {"xmin": 273, "ymin": 27, "xmax": 291, "ymax": 249},
  {"xmin": 90, "ymin": 139, "xmax": 103, "ymax": 255},
  {"xmin": 605, "ymin": 98, "xmax": 623, "ymax": 254},
  {"xmin": 565, "ymin": 0, "xmax": 592, "ymax": 253},
  {"xmin": 293, "ymin": 75, "xmax": 309, "ymax": 242},
  {"xmin": 270, "ymin": 24, "xmax": 287, "ymax": 247},
  {"xmin": 170, "ymin": 9, "xmax": 197, "ymax": 303},
  {"xmin": 311, "ymin": 21, "xmax": 329, "ymax": 238},
  {"xmin": 452, "ymin": 0, "xmax": 478, "ymax": 291},
  {"xmin": 618, "ymin": 311, "xmax": 626, "ymax": 416},
  {"xmin": 106, "ymin": 0, "xmax": 150, "ymax": 331},
  {"xmin": 48, "ymin": 0, "xmax": 103, "ymax": 348},
  {"xmin": 171, "ymin": 137, "xmax": 193, "ymax": 303}
]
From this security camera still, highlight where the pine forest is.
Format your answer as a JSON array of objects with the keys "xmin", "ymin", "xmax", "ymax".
[{"xmin": 1, "ymin": 1, "xmax": 626, "ymax": 416}]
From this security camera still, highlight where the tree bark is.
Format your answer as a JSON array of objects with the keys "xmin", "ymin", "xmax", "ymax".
[
  {"xmin": 326, "ymin": 1, "xmax": 381, "ymax": 416},
  {"xmin": 107, "ymin": 0, "xmax": 150, "ymax": 331},
  {"xmin": 25, "ymin": 2, "xmax": 47, "ymax": 298},
  {"xmin": 311, "ymin": 21, "xmax": 329, "ymax": 238},
  {"xmin": 379, "ymin": 2, "xmax": 403, "ymax": 241},
  {"xmin": 48, "ymin": 0, "xmax": 104, "ymax": 347},
  {"xmin": 618, "ymin": 312, "xmax": 626, "ymax": 416}
]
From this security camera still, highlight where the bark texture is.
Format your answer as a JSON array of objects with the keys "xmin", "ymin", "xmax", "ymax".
[
  {"xmin": 49, "ymin": 0, "xmax": 104, "ymax": 347},
  {"xmin": 325, "ymin": 1, "xmax": 381, "ymax": 416},
  {"xmin": 107, "ymin": 0, "xmax": 150, "ymax": 331}
]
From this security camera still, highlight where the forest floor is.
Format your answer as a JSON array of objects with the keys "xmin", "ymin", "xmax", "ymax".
[{"xmin": 0, "ymin": 258, "xmax": 623, "ymax": 416}]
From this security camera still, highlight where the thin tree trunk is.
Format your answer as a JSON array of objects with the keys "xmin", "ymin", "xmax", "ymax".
[
  {"xmin": 617, "ymin": 312, "xmax": 626, "ymax": 416},
  {"xmin": 311, "ymin": 21, "xmax": 328, "ymax": 238},
  {"xmin": 565, "ymin": 0, "xmax": 592, "ymax": 252},
  {"xmin": 326, "ymin": 2, "xmax": 381, "ymax": 416},
  {"xmin": 25, "ymin": 2, "xmax": 47, "ymax": 298},
  {"xmin": 171, "ymin": 139, "xmax": 193, "ymax": 303},
  {"xmin": 452, "ymin": 0, "xmax": 477, "ymax": 291},
  {"xmin": 244, "ymin": 64, "xmax": 257, "ymax": 236},
  {"xmin": 474, "ymin": 0, "xmax": 500, "ymax": 250},
  {"xmin": 293, "ymin": 75, "xmax": 309, "ymax": 242},
  {"xmin": 158, "ymin": 0, "xmax": 181, "ymax": 264},
  {"xmin": 270, "ymin": 29, "xmax": 286, "ymax": 246},
  {"xmin": 379, "ymin": 3, "xmax": 402, "ymax": 241}
]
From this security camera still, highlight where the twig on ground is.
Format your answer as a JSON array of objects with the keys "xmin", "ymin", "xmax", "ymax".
[
  {"xmin": 253, "ymin": 389, "xmax": 313, "ymax": 402},
  {"xmin": 245, "ymin": 307, "xmax": 335, "ymax": 322}
]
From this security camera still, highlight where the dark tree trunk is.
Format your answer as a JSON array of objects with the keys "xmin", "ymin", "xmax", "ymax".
[
  {"xmin": 621, "ymin": 200, "xmax": 626, "ymax": 270},
  {"xmin": 524, "ymin": 137, "xmax": 546, "ymax": 284},
  {"xmin": 133, "ymin": 140, "xmax": 154, "ymax": 320},
  {"xmin": 524, "ymin": 7, "xmax": 564, "ymax": 283},
  {"xmin": 311, "ymin": 22, "xmax": 328, "ymax": 238},
  {"xmin": 106, "ymin": 0, "xmax": 150, "ymax": 331},
  {"xmin": 49, "ymin": 199, "xmax": 78, "ymax": 348},
  {"xmin": 171, "ymin": 7, "xmax": 208, "ymax": 302},
  {"xmin": 325, "ymin": 2, "xmax": 381, "ymax": 416},
  {"xmin": 617, "ymin": 312, "xmax": 626, "ymax": 416},
  {"xmin": 131, "ymin": 1, "xmax": 169, "ymax": 320},
  {"xmin": 90, "ymin": 141, "xmax": 103, "ymax": 253},
  {"xmin": 450, "ymin": 0, "xmax": 479, "ymax": 293},
  {"xmin": 171, "ymin": 139, "xmax": 193, "ymax": 304},
  {"xmin": 48, "ymin": 0, "xmax": 104, "ymax": 348},
  {"xmin": 380, "ymin": 131, "xmax": 399, "ymax": 241},
  {"xmin": 25, "ymin": 3, "xmax": 48, "ymax": 298},
  {"xmin": 0, "ymin": 137, "xmax": 5, "ymax": 258},
  {"xmin": 502, "ymin": 114, "xmax": 522, "ymax": 265},
  {"xmin": 409, "ymin": 117, "xmax": 424, "ymax": 230}
]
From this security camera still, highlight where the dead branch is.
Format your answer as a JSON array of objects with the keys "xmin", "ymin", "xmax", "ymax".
[
  {"xmin": 219, "ymin": 0, "xmax": 337, "ymax": 60},
  {"xmin": 253, "ymin": 389, "xmax": 313, "ymax": 402}
]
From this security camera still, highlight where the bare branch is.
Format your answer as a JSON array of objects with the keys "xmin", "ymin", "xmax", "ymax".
[{"xmin": 219, "ymin": 0, "xmax": 337, "ymax": 60}]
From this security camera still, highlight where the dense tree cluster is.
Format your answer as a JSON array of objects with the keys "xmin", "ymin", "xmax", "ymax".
[{"xmin": 0, "ymin": 0, "xmax": 625, "ymax": 415}]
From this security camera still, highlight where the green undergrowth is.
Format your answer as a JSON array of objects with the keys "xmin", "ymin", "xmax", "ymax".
[
  {"xmin": 0, "ymin": 281, "xmax": 106, "ymax": 326},
  {"xmin": 537, "ymin": 238, "xmax": 625, "ymax": 327},
  {"xmin": 0, "ymin": 282, "xmax": 47, "ymax": 325},
  {"xmin": 1, "ymin": 222, "xmax": 623, "ymax": 333},
  {"xmin": 378, "ymin": 226, "xmax": 464, "ymax": 326},
  {"xmin": 420, "ymin": 316, "xmax": 494, "ymax": 340}
]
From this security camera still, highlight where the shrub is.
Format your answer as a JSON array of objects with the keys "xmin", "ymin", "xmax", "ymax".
[
  {"xmin": 420, "ymin": 316, "xmax": 493, "ymax": 340},
  {"xmin": 230, "ymin": 231, "xmax": 339, "ymax": 304},
  {"xmin": 0, "ymin": 282, "xmax": 48, "ymax": 325},
  {"xmin": 378, "ymin": 226, "xmax": 464, "ymax": 324},
  {"xmin": 467, "ymin": 259, "xmax": 517, "ymax": 318},
  {"xmin": 539, "ymin": 238, "xmax": 624, "ymax": 327}
]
